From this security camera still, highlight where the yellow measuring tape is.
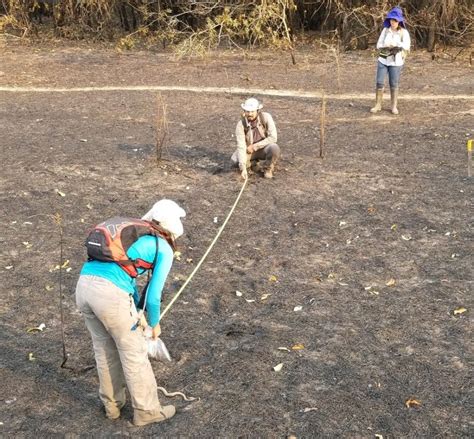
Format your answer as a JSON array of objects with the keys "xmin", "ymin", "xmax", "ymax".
[
  {"xmin": 468, "ymin": 139, "xmax": 473, "ymax": 151},
  {"xmin": 160, "ymin": 177, "xmax": 249, "ymax": 320}
]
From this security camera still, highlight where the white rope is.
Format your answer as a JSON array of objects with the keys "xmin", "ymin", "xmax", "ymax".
[
  {"xmin": 159, "ymin": 177, "xmax": 249, "ymax": 320},
  {"xmin": 1, "ymin": 85, "xmax": 473, "ymax": 100}
]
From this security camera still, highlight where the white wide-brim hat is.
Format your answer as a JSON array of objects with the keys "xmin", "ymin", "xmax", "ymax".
[
  {"xmin": 142, "ymin": 199, "xmax": 186, "ymax": 239},
  {"xmin": 241, "ymin": 97, "xmax": 263, "ymax": 112}
]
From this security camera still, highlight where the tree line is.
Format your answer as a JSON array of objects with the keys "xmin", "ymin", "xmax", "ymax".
[{"xmin": 0, "ymin": 1, "xmax": 472, "ymax": 53}]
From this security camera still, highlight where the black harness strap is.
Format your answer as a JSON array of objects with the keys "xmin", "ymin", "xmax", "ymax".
[{"xmin": 242, "ymin": 111, "xmax": 266, "ymax": 135}]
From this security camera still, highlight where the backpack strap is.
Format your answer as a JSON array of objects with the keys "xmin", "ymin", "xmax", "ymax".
[
  {"xmin": 242, "ymin": 111, "xmax": 267, "ymax": 135},
  {"xmin": 131, "ymin": 258, "xmax": 153, "ymax": 270},
  {"xmin": 241, "ymin": 114, "xmax": 250, "ymax": 134},
  {"xmin": 258, "ymin": 111, "xmax": 267, "ymax": 132}
]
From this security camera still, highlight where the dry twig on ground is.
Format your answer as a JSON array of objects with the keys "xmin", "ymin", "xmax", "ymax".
[
  {"xmin": 155, "ymin": 93, "xmax": 168, "ymax": 164},
  {"xmin": 319, "ymin": 92, "xmax": 327, "ymax": 158}
]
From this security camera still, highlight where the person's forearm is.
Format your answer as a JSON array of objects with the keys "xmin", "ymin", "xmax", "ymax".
[
  {"xmin": 253, "ymin": 127, "xmax": 277, "ymax": 149},
  {"xmin": 146, "ymin": 296, "xmax": 162, "ymax": 327},
  {"xmin": 237, "ymin": 146, "xmax": 248, "ymax": 168},
  {"xmin": 146, "ymin": 245, "xmax": 173, "ymax": 326},
  {"xmin": 253, "ymin": 138, "xmax": 272, "ymax": 150}
]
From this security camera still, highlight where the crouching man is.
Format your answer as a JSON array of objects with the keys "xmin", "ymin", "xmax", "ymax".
[{"xmin": 231, "ymin": 98, "xmax": 281, "ymax": 179}]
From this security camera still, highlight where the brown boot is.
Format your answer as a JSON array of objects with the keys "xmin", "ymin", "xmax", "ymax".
[
  {"xmin": 133, "ymin": 405, "xmax": 176, "ymax": 427},
  {"xmin": 370, "ymin": 88, "xmax": 384, "ymax": 113},
  {"xmin": 390, "ymin": 88, "xmax": 399, "ymax": 114},
  {"xmin": 264, "ymin": 163, "xmax": 275, "ymax": 179},
  {"xmin": 251, "ymin": 160, "xmax": 263, "ymax": 174},
  {"xmin": 105, "ymin": 401, "xmax": 126, "ymax": 420}
]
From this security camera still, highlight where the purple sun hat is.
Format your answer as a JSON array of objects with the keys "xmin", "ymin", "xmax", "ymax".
[{"xmin": 383, "ymin": 7, "xmax": 406, "ymax": 28}]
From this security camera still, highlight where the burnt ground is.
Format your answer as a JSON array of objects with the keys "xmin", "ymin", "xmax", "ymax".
[{"xmin": 0, "ymin": 43, "xmax": 473, "ymax": 438}]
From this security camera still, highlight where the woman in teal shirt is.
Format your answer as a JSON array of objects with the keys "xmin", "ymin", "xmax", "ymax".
[{"xmin": 76, "ymin": 199, "xmax": 186, "ymax": 427}]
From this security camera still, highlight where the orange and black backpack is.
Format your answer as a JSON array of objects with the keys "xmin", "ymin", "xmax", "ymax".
[{"xmin": 85, "ymin": 217, "xmax": 159, "ymax": 278}]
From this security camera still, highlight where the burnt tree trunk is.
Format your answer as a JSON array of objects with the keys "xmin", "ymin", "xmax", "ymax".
[{"xmin": 427, "ymin": 22, "xmax": 436, "ymax": 52}]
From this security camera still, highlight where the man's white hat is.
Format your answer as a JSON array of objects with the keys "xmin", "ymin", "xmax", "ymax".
[
  {"xmin": 142, "ymin": 199, "xmax": 186, "ymax": 239},
  {"xmin": 241, "ymin": 97, "xmax": 263, "ymax": 112}
]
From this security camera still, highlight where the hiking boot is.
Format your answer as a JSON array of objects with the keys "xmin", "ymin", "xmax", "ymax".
[
  {"xmin": 370, "ymin": 88, "xmax": 384, "ymax": 113},
  {"xmin": 251, "ymin": 160, "xmax": 263, "ymax": 173},
  {"xmin": 106, "ymin": 408, "xmax": 120, "ymax": 420},
  {"xmin": 390, "ymin": 87, "xmax": 399, "ymax": 114},
  {"xmin": 264, "ymin": 164, "xmax": 275, "ymax": 179},
  {"xmin": 133, "ymin": 405, "xmax": 176, "ymax": 427},
  {"xmin": 105, "ymin": 401, "xmax": 126, "ymax": 420}
]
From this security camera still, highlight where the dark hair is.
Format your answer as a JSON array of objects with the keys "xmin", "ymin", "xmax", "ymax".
[{"xmin": 150, "ymin": 220, "xmax": 178, "ymax": 252}]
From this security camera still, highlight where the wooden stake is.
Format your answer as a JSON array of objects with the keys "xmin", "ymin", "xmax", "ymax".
[
  {"xmin": 52, "ymin": 213, "xmax": 69, "ymax": 368},
  {"xmin": 156, "ymin": 93, "xmax": 168, "ymax": 163},
  {"xmin": 290, "ymin": 50, "xmax": 296, "ymax": 65},
  {"xmin": 319, "ymin": 92, "xmax": 327, "ymax": 158},
  {"xmin": 468, "ymin": 139, "xmax": 473, "ymax": 177}
]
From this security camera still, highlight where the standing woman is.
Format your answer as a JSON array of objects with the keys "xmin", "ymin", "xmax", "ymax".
[
  {"xmin": 75, "ymin": 199, "xmax": 186, "ymax": 426},
  {"xmin": 370, "ymin": 7, "xmax": 411, "ymax": 115}
]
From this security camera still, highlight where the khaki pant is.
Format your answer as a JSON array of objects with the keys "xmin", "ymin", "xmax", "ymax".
[
  {"xmin": 231, "ymin": 143, "xmax": 281, "ymax": 170},
  {"xmin": 249, "ymin": 143, "xmax": 281, "ymax": 167},
  {"xmin": 75, "ymin": 275, "xmax": 162, "ymax": 418}
]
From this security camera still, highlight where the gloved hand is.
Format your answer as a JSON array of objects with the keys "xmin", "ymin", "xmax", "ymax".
[
  {"xmin": 152, "ymin": 323, "xmax": 161, "ymax": 339},
  {"xmin": 241, "ymin": 168, "xmax": 248, "ymax": 180}
]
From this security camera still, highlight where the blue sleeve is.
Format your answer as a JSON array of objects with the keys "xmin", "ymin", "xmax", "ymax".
[{"xmin": 127, "ymin": 235, "xmax": 174, "ymax": 327}]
